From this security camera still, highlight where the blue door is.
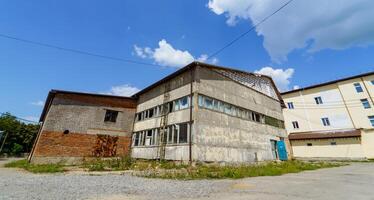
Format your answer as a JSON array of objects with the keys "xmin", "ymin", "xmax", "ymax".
[{"xmin": 277, "ymin": 140, "xmax": 288, "ymax": 161}]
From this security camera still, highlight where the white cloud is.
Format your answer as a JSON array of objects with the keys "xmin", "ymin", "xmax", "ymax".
[
  {"xmin": 134, "ymin": 39, "xmax": 218, "ymax": 68},
  {"xmin": 104, "ymin": 84, "xmax": 140, "ymax": 97},
  {"xmin": 208, "ymin": 0, "xmax": 374, "ymax": 62},
  {"xmin": 31, "ymin": 101, "xmax": 44, "ymax": 107},
  {"xmin": 293, "ymin": 85, "xmax": 300, "ymax": 90},
  {"xmin": 23, "ymin": 116, "xmax": 39, "ymax": 123},
  {"xmin": 255, "ymin": 67, "xmax": 294, "ymax": 91}
]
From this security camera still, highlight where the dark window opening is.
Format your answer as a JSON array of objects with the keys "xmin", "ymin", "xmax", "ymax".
[
  {"xmin": 179, "ymin": 123, "xmax": 188, "ymax": 143},
  {"xmin": 331, "ymin": 141, "xmax": 337, "ymax": 145},
  {"xmin": 104, "ymin": 110, "xmax": 119, "ymax": 122},
  {"xmin": 149, "ymin": 109, "xmax": 154, "ymax": 118},
  {"xmin": 307, "ymin": 143, "xmax": 312, "ymax": 146}
]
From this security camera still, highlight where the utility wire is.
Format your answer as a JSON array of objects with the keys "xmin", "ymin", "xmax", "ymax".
[
  {"xmin": 0, "ymin": 112, "xmax": 39, "ymax": 124},
  {"xmin": 207, "ymin": 0, "xmax": 295, "ymax": 59},
  {"xmin": 0, "ymin": 33, "xmax": 163, "ymax": 68}
]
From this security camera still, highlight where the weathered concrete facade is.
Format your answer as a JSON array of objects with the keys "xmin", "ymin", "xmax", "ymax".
[
  {"xmin": 131, "ymin": 62, "xmax": 287, "ymax": 163},
  {"xmin": 29, "ymin": 90, "xmax": 136, "ymax": 164}
]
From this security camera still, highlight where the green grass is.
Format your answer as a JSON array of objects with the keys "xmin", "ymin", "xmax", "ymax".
[
  {"xmin": 4, "ymin": 159, "xmax": 65, "ymax": 173},
  {"xmin": 141, "ymin": 160, "xmax": 346, "ymax": 180},
  {"xmin": 82, "ymin": 156, "xmax": 134, "ymax": 171}
]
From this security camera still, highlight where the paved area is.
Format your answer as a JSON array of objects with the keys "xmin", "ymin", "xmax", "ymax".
[{"xmin": 0, "ymin": 160, "xmax": 374, "ymax": 200}]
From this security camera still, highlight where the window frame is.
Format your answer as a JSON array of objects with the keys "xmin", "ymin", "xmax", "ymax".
[
  {"xmin": 314, "ymin": 97, "xmax": 323, "ymax": 105},
  {"xmin": 369, "ymin": 116, "xmax": 374, "ymax": 127},
  {"xmin": 354, "ymin": 83, "xmax": 364, "ymax": 93},
  {"xmin": 104, "ymin": 110, "xmax": 119, "ymax": 123},
  {"xmin": 321, "ymin": 117, "xmax": 331, "ymax": 126},
  {"xmin": 287, "ymin": 102, "xmax": 294, "ymax": 109},
  {"xmin": 292, "ymin": 121, "xmax": 299, "ymax": 129},
  {"xmin": 361, "ymin": 98, "xmax": 371, "ymax": 109}
]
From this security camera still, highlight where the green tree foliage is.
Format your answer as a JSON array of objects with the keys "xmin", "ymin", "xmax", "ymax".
[{"xmin": 0, "ymin": 113, "xmax": 39, "ymax": 155}]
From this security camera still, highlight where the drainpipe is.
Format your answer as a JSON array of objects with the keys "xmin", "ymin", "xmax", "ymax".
[{"xmin": 189, "ymin": 66, "xmax": 195, "ymax": 165}]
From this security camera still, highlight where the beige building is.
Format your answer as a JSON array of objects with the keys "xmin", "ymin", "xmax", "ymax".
[{"xmin": 282, "ymin": 72, "xmax": 374, "ymax": 160}]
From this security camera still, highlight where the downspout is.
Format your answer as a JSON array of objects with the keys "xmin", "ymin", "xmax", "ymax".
[{"xmin": 189, "ymin": 66, "xmax": 195, "ymax": 165}]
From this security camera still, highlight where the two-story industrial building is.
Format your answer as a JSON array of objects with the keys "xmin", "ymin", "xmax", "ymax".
[{"xmin": 29, "ymin": 62, "xmax": 288, "ymax": 164}]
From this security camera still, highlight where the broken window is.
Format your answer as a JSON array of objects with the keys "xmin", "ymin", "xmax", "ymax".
[
  {"xmin": 149, "ymin": 109, "xmax": 154, "ymax": 118},
  {"xmin": 173, "ymin": 125, "xmax": 178, "ymax": 144},
  {"xmin": 179, "ymin": 123, "xmax": 188, "ymax": 143},
  {"xmin": 179, "ymin": 96, "xmax": 189, "ymax": 110},
  {"xmin": 133, "ymin": 133, "xmax": 140, "ymax": 146},
  {"xmin": 104, "ymin": 110, "xmax": 119, "ymax": 122},
  {"xmin": 145, "ymin": 130, "xmax": 153, "ymax": 146},
  {"xmin": 174, "ymin": 99, "xmax": 180, "ymax": 111}
]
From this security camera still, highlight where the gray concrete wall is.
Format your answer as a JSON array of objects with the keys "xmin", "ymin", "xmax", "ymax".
[
  {"xmin": 132, "ymin": 70, "xmax": 194, "ymax": 160},
  {"xmin": 193, "ymin": 66, "xmax": 287, "ymax": 163}
]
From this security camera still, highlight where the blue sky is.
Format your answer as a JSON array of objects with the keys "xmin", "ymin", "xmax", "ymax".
[{"xmin": 1, "ymin": 0, "xmax": 373, "ymax": 122}]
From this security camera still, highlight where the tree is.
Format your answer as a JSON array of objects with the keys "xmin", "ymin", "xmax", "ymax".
[{"xmin": 0, "ymin": 113, "xmax": 39, "ymax": 155}]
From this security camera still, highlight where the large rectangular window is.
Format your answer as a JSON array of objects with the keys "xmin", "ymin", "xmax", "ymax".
[
  {"xmin": 354, "ymin": 83, "xmax": 364, "ymax": 93},
  {"xmin": 361, "ymin": 99, "xmax": 371, "ymax": 109},
  {"xmin": 197, "ymin": 94, "xmax": 284, "ymax": 128}
]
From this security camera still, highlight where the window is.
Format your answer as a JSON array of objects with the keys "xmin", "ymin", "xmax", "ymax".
[
  {"xmin": 252, "ymin": 112, "xmax": 261, "ymax": 122},
  {"xmin": 369, "ymin": 116, "xmax": 374, "ymax": 127},
  {"xmin": 179, "ymin": 123, "xmax": 188, "ymax": 143},
  {"xmin": 133, "ymin": 133, "xmax": 140, "ymax": 146},
  {"xmin": 287, "ymin": 102, "xmax": 294, "ymax": 109},
  {"xmin": 292, "ymin": 121, "xmax": 299, "ymax": 129},
  {"xmin": 371, "ymin": 80, "xmax": 374, "ymax": 85},
  {"xmin": 314, "ymin": 97, "xmax": 323, "ymax": 105},
  {"xmin": 361, "ymin": 99, "xmax": 371, "ymax": 109},
  {"xmin": 104, "ymin": 110, "xmax": 118, "ymax": 122},
  {"xmin": 307, "ymin": 143, "xmax": 313, "ymax": 146},
  {"xmin": 330, "ymin": 141, "xmax": 337, "ymax": 145},
  {"xmin": 204, "ymin": 97, "xmax": 213, "ymax": 109},
  {"xmin": 354, "ymin": 83, "xmax": 363, "ymax": 93},
  {"xmin": 321, "ymin": 117, "xmax": 330, "ymax": 126},
  {"xmin": 179, "ymin": 96, "xmax": 189, "ymax": 110}
]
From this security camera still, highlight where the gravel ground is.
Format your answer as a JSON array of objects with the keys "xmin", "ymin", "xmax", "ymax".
[
  {"xmin": 1, "ymin": 159, "xmax": 374, "ymax": 200},
  {"xmin": 0, "ymin": 167, "xmax": 231, "ymax": 200}
]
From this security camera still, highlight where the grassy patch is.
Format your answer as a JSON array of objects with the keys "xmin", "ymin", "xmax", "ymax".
[
  {"xmin": 82, "ymin": 156, "xmax": 134, "ymax": 171},
  {"xmin": 4, "ymin": 159, "xmax": 65, "ymax": 173},
  {"xmin": 140, "ymin": 160, "xmax": 346, "ymax": 180}
]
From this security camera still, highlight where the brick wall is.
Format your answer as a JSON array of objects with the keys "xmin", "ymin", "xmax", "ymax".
[{"xmin": 32, "ymin": 131, "xmax": 131, "ymax": 161}]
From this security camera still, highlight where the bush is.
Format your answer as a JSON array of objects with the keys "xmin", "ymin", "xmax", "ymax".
[{"xmin": 11, "ymin": 143, "xmax": 23, "ymax": 156}]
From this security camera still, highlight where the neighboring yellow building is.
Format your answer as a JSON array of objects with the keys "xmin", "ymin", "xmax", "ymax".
[{"xmin": 282, "ymin": 72, "xmax": 374, "ymax": 160}]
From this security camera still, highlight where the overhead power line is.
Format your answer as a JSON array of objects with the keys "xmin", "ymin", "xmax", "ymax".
[
  {"xmin": 207, "ymin": 0, "xmax": 295, "ymax": 59},
  {"xmin": 0, "ymin": 33, "xmax": 163, "ymax": 68},
  {"xmin": 0, "ymin": 112, "xmax": 39, "ymax": 124}
]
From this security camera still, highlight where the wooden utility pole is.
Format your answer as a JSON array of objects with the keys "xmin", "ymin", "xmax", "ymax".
[{"xmin": 0, "ymin": 131, "xmax": 9, "ymax": 154}]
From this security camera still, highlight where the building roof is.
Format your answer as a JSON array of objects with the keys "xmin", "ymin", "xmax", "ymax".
[
  {"xmin": 288, "ymin": 129, "xmax": 361, "ymax": 140},
  {"xmin": 281, "ymin": 71, "xmax": 374, "ymax": 95},
  {"xmin": 39, "ymin": 90, "xmax": 135, "ymax": 122},
  {"xmin": 39, "ymin": 62, "xmax": 284, "ymax": 122},
  {"xmin": 132, "ymin": 61, "xmax": 284, "ymax": 103}
]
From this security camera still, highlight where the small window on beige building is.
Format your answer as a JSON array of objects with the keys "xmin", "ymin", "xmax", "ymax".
[{"xmin": 104, "ymin": 110, "xmax": 119, "ymax": 122}]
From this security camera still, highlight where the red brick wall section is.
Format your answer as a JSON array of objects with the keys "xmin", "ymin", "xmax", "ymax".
[{"xmin": 33, "ymin": 131, "xmax": 131, "ymax": 158}]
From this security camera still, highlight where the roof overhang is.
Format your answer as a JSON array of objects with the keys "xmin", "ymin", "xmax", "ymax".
[{"xmin": 288, "ymin": 129, "xmax": 361, "ymax": 140}]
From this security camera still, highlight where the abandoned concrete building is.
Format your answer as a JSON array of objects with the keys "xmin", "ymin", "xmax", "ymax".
[{"xmin": 29, "ymin": 62, "xmax": 288, "ymax": 164}]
